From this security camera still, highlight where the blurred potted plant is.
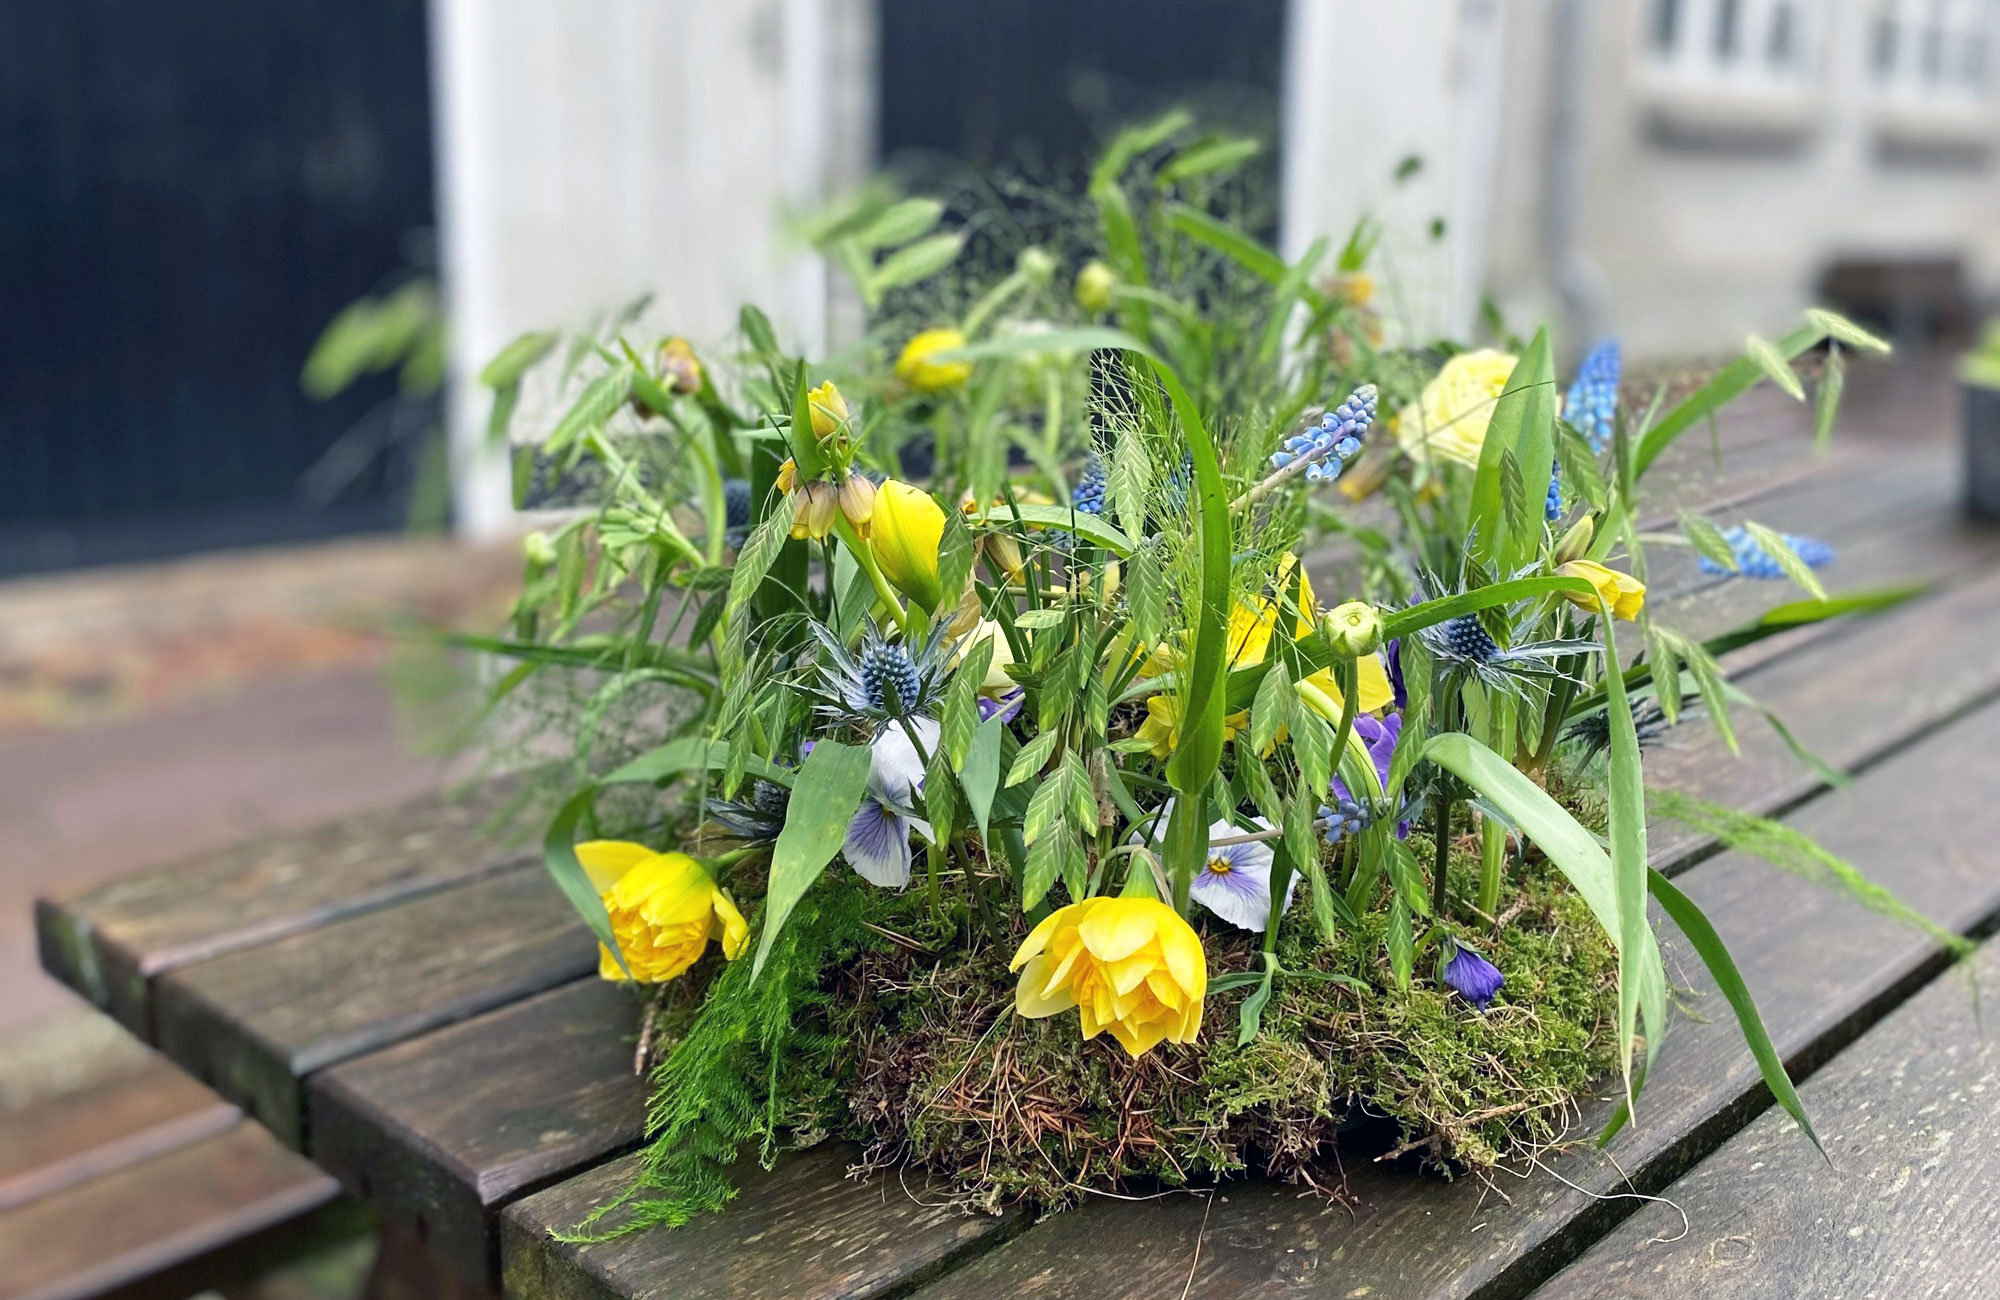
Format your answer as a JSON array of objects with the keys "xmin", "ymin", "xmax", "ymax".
[{"xmin": 1961, "ymin": 318, "xmax": 2000, "ymax": 519}]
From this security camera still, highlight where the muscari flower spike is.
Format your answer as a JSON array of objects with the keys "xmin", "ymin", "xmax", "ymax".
[
  {"xmin": 1269, "ymin": 383, "xmax": 1379, "ymax": 484},
  {"xmin": 1321, "ymin": 713, "xmax": 1406, "ymax": 845},
  {"xmin": 805, "ymin": 619, "xmax": 954, "ymax": 734},
  {"xmin": 1565, "ymin": 341, "xmax": 1622, "ymax": 452},
  {"xmin": 1440, "ymin": 941, "xmax": 1505, "ymax": 1010},
  {"xmin": 1696, "ymin": 525, "xmax": 1836, "ymax": 579}
]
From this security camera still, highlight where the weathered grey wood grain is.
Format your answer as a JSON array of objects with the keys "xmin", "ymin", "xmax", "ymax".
[
  {"xmin": 1537, "ymin": 939, "xmax": 2000, "ymax": 1299},
  {"xmin": 154, "ymin": 866, "xmax": 595, "ymax": 1146},
  {"xmin": 902, "ymin": 691, "xmax": 2000, "ymax": 1300},
  {"xmin": 499, "ymin": 1145, "xmax": 1025, "ymax": 1300},
  {"xmin": 0, "ymin": 1120, "xmax": 344, "ymax": 1300},
  {"xmin": 35, "ymin": 783, "xmax": 527, "ymax": 1035},
  {"xmin": 308, "ymin": 978, "xmax": 648, "ymax": 1287}
]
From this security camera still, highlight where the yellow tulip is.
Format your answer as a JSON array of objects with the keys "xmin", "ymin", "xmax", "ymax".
[
  {"xmin": 895, "ymin": 328, "xmax": 973, "ymax": 392},
  {"xmin": 870, "ymin": 479, "xmax": 946, "ymax": 609},
  {"xmin": 1557, "ymin": 560, "xmax": 1646, "ymax": 621},
  {"xmin": 579, "ymin": 841, "xmax": 748, "ymax": 984},
  {"xmin": 1011, "ymin": 895, "xmax": 1206, "ymax": 1057},
  {"xmin": 1393, "ymin": 348, "xmax": 1518, "ymax": 470},
  {"xmin": 808, "ymin": 380, "xmax": 849, "ymax": 438},
  {"xmin": 958, "ymin": 619, "xmax": 1017, "ymax": 695}
]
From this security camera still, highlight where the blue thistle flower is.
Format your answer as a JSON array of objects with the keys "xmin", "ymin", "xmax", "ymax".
[
  {"xmin": 1565, "ymin": 341, "xmax": 1622, "ymax": 452},
  {"xmin": 1269, "ymin": 383, "xmax": 1379, "ymax": 484},
  {"xmin": 1696, "ymin": 525, "xmax": 1836, "ymax": 579},
  {"xmin": 722, "ymin": 477, "xmax": 752, "ymax": 548},
  {"xmin": 805, "ymin": 619, "xmax": 953, "ymax": 733},
  {"xmin": 1440, "ymin": 942, "xmax": 1505, "ymax": 1010},
  {"xmin": 860, "ymin": 640, "xmax": 923, "ymax": 715},
  {"xmin": 1436, "ymin": 614, "xmax": 1500, "ymax": 664}
]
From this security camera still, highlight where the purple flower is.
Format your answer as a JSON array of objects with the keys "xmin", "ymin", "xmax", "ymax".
[
  {"xmin": 842, "ymin": 717, "xmax": 937, "ymax": 887},
  {"xmin": 977, "ymin": 689, "xmax": 1025, "ymax": 725},
  {"xmin": 1440, "ymin": 942, "xmax": 1505, "ymax": 1010},
  {"xmin": 1324, "ymin": 713, "xmax": 1408, "ymax": 839},
  {"xmin": 1385, "ymin": 637, "xmax": 1407, "ymax": 711}
]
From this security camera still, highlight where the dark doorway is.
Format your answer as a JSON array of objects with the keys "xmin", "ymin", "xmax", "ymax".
[{"xmin": 0, "ymin": 0, "xmax": 435, "ymax": 576}]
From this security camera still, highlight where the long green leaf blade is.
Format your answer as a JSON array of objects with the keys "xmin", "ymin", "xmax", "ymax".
[{"xmin": 752, "ymin": 739, "xmax": 871, "ymax": 977}]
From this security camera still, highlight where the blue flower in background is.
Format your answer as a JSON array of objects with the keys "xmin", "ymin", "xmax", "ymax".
[
  {"xmin": 1269, "ymin": 384, "xmax": 1378, "ymax": 485},
  {"xmin": 1321, "ymin": 713, "xmax": 1404, "ymax": 845},
  {"xmin": 1545, "ymin": 462, "xmax": 1564, "ymax": 521},
  {"xmin": 1440, "ymin": 941, "xmax": 1505, "ymax": 1010},
  {"xmin": 1565, "ymin": 341, "xmax": 1622, "ymax": 452},
  {"xmin": 1696, "ymin": 525, "xmax": 1836, "ymax": 579},
  {"xmin": 1071, "ymin": 456, "xmax": 1106, "ymax": 517}
]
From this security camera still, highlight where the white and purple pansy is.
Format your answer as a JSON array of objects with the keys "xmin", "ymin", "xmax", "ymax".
[
  {"xmin": 1133, "ymin": 802, "xmax": 1296, "ymax": 933},
  {"xmin": 842, "ymin": 716, "xmax": 938, "ymax": 888}
]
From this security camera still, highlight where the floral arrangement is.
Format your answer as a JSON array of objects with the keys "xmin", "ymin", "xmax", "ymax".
[{"xmin": 463, "ymin": 115, "xmax": 1937, "ymax": 1228}]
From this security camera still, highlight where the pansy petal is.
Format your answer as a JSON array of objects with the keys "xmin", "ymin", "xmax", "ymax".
[
  {"xmin": 843, "ymin": 799, "xmax": 913, "ymax": 887},
  {"xmin": 868, "ymin": 717, "xmax": 940, "ymax": 802}
]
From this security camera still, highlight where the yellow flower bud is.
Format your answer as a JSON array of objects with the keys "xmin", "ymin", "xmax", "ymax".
[
  {"xmin": 869, "ymin": 479, "xmax": 946, "ymax": 609},
  {"xmin": 1075, "ymin": 260, "xmax": 1118, "ymax": 314},
  {"xmin": 775, "ymin": 457, "xmax": 798, "ymax": 494},
  {"xmin": 808, "ymin": 380, "xmax": 849, "ymax": 438},
  {"xmin": 1557, "ymin": 559, "xmax": 1646, "ymax": 621},
  {"xmin": 1011, "ymin": 895, "xmax": 1206, "ymax": 1057},
  {"xmin": 1324, "ymin": 600, "xmax": 1383, "ymax": 657},
  {"xmin": 1553, "ymin": 514, "xmax": 1596, "ymax": 565},
  {"xmin": 579, "ymin": 842, "xmax": 748, "ymax": 984},
  {"xmin": 837, "ymin": 473, "xmax": 877, "ymax": 535},
  {"xmin": 895, "ymin": 329, "xmax": 972, "ymax": 393},
  {"xmin": 790, "ymin": 480, "xmax": 839, "ymax": 541},
  {"xmin": 958, "ymin": 619, "xmax": 1017, "ymax": 695},
  {"xmin": 658, "ymin": 337, "xmax": 703, "ymax": 395}
]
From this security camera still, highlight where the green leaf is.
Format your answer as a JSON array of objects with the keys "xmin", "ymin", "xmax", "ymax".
[
  {"xmin": 942, "ymin": 647, "xmax": 989, "ymax": 769},
  {"xmin": 753, "ymin": 739, "xmax": 872, "ymax": 978},
  {"xmin": 1108, "ymin": 427, "xmax": 1153, "ymax": 537},
  {"xmin": 1647, "ymin": 869, "xmax": 1825, "ymax": 1158},
  {"xmin": 1062, "ymin": 751, "xmax": 1099, "ymax": 832},
  {"xmin": 1235, "ymin": 952, "xmax": 1278, "ymax": 1046},
  {"xmin": 1815, "ymin": 342, "xmax": 1845, "ymax": 450},
  {"xmin": 1554, "ymin": 422, "xmax": 1608, "ymax": 509},
  {"xmin": 1679, "ymin": 510, "xmax": 1740, "ymax": 572},
  {"xmin": 1250, "ymin": 656, "xmax": 1292, "ymax": 757},
  {"xmin": 936, "ymin": 507, "xmax": 978, "ymax": 612},
  {"xmin": 1291, "ymin": 703, "xmax": 1334, "ymax": 807},
  {"xmin": 1596, "ymin": 611, "xmax": 1665, "ymax": 1109},
  {"xmin": 1387, "ymin": 896, "xmax": 1414, "ymax": 990},
  {"xmin": 1469, "ymin": 329, "xmax": 1557, "ymax": 570},
  {"xmin": 1744, "ymin": 334, "xmax": 1805, "ymax": 401},
  {"xmin": 1022, "ymin": 819, "xmax": 1068, "ymax": 908},
  {"xmin": 963, "ymin": 716, "xmax": 1006, "ymax": 841},
  {"xmin": 1242, "ymin": 752, "xmax": 1282, "ymax": 824},
  {"xmin": 1165, "ymin": 203, "xmax": 1286, "ymax": 283},
  {"xmin": 724, "ymin": 494, "xmax": 797, "ymax": 620},
  {"xmin": 924, "ymin": 741, "xmax": 959, "ymax": 833},
  {"xmin": 1500, "ymin": 448, "xmax": 1532, "ymax": 550},
  {"xmin": 547, "ymin": 367, "xmax": 634, "ymax": 452},
  {"xmin": 1743, "ymin": 522, "xmax": 1828, "ymax": 600},
  {"xmin": 1634, "ymin": 320, "xmax": 1823, "ymax": 477},
  {"xmin": 865, "ymin": 233, "xmax": 966, "ymax": 298},
  {"xmin": 600, "ymin": 737, "xmax": 791, "ymax": 788},
  {"xmin": 1374, "ymin": 575, "xmax": 1596, "ymax": 644},
  {"xmin": 1160, "ymin": 135, "xmax": 1261, "ymax": 186},
  {"xmin": 543, "ymin": 788, "xmax": 625, "ymax": 976},
  {"xmin": 479, "ymin": 330, "xmax": 559, "ymax": 390},
  {"xmin": 1007, "ymin": 726, "xmax": 1060, "ymax": 788},
  {"xmin": 1023, "ymin": 772, "xmax": 1068, "ymax": 845},
  {"xmin": 1013, "ymin": 609, "xmax": 1066, "ymax": 631},
  {"xmin": 1092, "ymin": 108, "xmax": 1192, "ymax": 188},
  {"xmin": 855, "ymin": 197, "xmax": 944, "ymax": 249},
  {"xmin": 1806, "ymin": 307, "xmax": 1892, "ymax": 355},
  {"xmin": 1129, "ymin": 545, "xmax": 1165, "ymax": 649}
]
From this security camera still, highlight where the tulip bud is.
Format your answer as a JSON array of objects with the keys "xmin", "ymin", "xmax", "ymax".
[
  {"xmin": 870, "ymin": 479, "xmax": 947, "ymax": 609},
  {"xmin": 808, "ymin": 381, "xmax": 849, "ymax": 439},
  {"xmin": 789, "ymin": 480, "xmax": 839, "ymax": 541},
  {"xmin": 658, "ymin": 337, "xmax": 703, "ymax": 395},
  {"xmin": 1075, "ymin": 260, "xmax": 1117, "ymax": 314},
  {"xmin": 1553, "ymin": 513, "xmax": 1596, "ymax": 565},
  {"xmin": 894, "ymin": 330, "xmax": 972, "ymax": 393},
  {"xmin": 837, "ymin": 473, "xmax": 877, "ymax": 535},
  {"xmin": 522, "ymin": 529, "xmax": 557, "ymax": 570},
  {"xmin": 1325, "ymin": 600, "xmax": 1383, "ymax": 657}
]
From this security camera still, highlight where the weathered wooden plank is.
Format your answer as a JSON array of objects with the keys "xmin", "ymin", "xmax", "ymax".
[
  {"xmin": 0, "ymin": 1120, "xmax": 344, "ymax": 1300},
  {"xmin": 499, "ymin": 1145, "xmax": 1025, "ymax": 1300},
  {"xmin": 308, "ymin": 978, "xmax": 648, "ymax": 1287},
  {"xmin": 902, "ymin": 654, "xmax": 2000, "ymax": 1299},
  {"xmin": 36, "ymin": 782, "xmax": 527, "ymax": 1035},
  {"xmin": 1536, "ymin": 940, "xmax": 2000, "ymax": 1299},
  {"xmin": 0, "ymin": 1052, "xmax": 238, "ymax": 1211},
  {"xmin": 154, "ymin": 865, "xmax": 595, "ymax": 1146}
]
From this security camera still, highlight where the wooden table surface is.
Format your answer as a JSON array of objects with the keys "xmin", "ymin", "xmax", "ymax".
[{"xmin": 35, "ymin": 386, "xmax": 2000, "ymax": 1299}]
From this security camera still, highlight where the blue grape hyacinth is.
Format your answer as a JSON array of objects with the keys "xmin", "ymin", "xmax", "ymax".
[
  {"xmin": 1072, "ymin": 456, "xmax": 1106, "ymax": 516},
  {"xmin": 1545, "ymin": 463, "xmax": 1564, "ymax": 521},
  {"xmin": 1269, "ymin": 384, "xmax": 1378, "ymax": 485},
  {"xmin": 1565, "ymin": 341, "xmax": 1621, "ymax": 452},
  {"xmin": 1697, "ymin": 525, "xmax": 1835, "ymax": 579}
]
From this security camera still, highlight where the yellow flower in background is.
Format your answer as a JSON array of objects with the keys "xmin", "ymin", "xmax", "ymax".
[
  {"xmin": 789, "ymin": 480, "xmax": 839, "ymax": 541},
  {"xmin": 1011, "ymin": 895, "xmax": 1206, "ymax": 1057},
  {"xmin": 870, "ymin": 479, "xmax": 946, "ymax": 609},
  {"xmin": 1075, "ymin": 260, "xmax": 1118, "ymax": 314},
  {"xmin": 1297, "ymin": 653, "xmax": 1396, "ymax": 725},
  {"xmin": 658, "ymin": 337, "xmax": 703, "ymax": 396},
  {"xmin": 808, "ymin": 380, "xmax": 849, "ymax": 438},
  {"xmin": 1394, "ymin": 348, "xmax": 1518, "ymax": 470},
  {"xmin": 958, "ymin": 619, "xmax": 1017, "ymax": 695},
  {"xmin": 1135, "ymin": 693, "xmax": 1248, "ymax": 760},
  {"xmin": 580, "ymin": 841, "xmax": 748, "ymax": 984},
  {"xmin": 1557, "ymin": 560, "xmax": 1646, "ymax": 621},
  {"xmin": 896, "ymin": 328, "xmax": 973, "ymax": 392}
]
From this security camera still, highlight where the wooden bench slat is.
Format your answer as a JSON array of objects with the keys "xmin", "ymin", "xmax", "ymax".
[
  {"xmin": 36, "ymin": 784, "xmax": 527, "ymax": 1035},
  {"xmin": 0, "ymin": 1053, "xmax": 238, "ymax": 1211},
  {"xmin": 307, "ymin": 978, "xmax": 648, "ymax": 1287},
  {"xmin": 1536, "ymin": 939, "xmax": 2000, "ymax": 1298},
  {"xmin": 499, "ymin": 1145, "xmax": 1024, "ymax": 1300},
  {"xmin": 0, "ymin": 1120, "xmax": 342, "ymax": 1300},
  {"xmin": 901, "ymin": 666, "xmax": 2000, "ymax": 1299},
  {"xmin": 153, "ymin": 865, "xmax": 596, "ymax": 1147}
]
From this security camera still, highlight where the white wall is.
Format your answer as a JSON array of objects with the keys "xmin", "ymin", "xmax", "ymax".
[{"xmin": 430, "ymin": 0, "xmax": 871, "ymax": 538}]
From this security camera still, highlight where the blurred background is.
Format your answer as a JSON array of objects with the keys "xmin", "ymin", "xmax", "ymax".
[{"xmin": 4, "ymin": 0, "xmax": 1997, "ymax": 1047}]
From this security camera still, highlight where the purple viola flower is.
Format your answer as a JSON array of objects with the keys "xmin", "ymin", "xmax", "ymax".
[
  {"xmin": 1385, "ymin": 637, "xmax": 1408, "ymax": 711},
  {"xmin": 842, "ymin": 717, "xmax": 937, "ymax": 888},
  {"xmin": 1440, "ymin": 941, "xmax": 1505, "ymax": 1010},
  {"xmin": 977, "ymin": 689, "xmax": 1026, "ymax": 725},
  {"xmin": 1189, "ymin": 816, "xmax": 1294, "ymax": 932}
]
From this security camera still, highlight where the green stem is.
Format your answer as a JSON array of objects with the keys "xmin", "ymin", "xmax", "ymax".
[
  {"xmin": 831, "ymin": 515, "xmax": 908, "ymax": 635},
  {"xmin": 1165, "ymin": 787, "xmax": 1206, "ymax": 914},
  {"xmin": 1431, "ymin": 796, "xmax": 1454, "ymax": 920},
  {"xmin": 1477, "ymin": 816, "xmax": 1504, "ymax": 917}
]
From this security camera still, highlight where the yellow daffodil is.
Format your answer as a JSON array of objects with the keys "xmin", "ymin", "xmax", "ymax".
[
  {"xmin": 1135, "ymin": 693, "xmax": 1249, "ymax": 761},
  {"xmin": 870, "ymin": 479, "xmax": 946, "ymax": 609},
  {"xmin": 789, "ymin": 480, "xmax": 839, "ymax": 541},
  {"xmin": 1011, "ymin": 895, "xmax": 1206, "ymax": 1057},
  {"xmin": 1557, "ymin": 559, "xmax": 1646, "ymax": 620},
  {"xmin": 808, "ymin": 380, "xmax": 849, "ymax": 437},
  {"xmin": 579, "ymin": 841, "xmax": 748, "ymax": 984},
  {"xmin": 1394, "ymin": 348, "xmax": 1518, "ymax": 470},
  {"xmin": 895, "ymin": 328, "xmax": 973, "ymax": 392},
  {"xmin": 1297, "ymin": 653, "xmax": 1396, "ymax": 725}
]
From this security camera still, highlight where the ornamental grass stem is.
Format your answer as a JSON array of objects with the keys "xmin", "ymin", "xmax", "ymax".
[{"xmin": 1431, "ymin": 796, "xmax": 1454, "ymax": 920}]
